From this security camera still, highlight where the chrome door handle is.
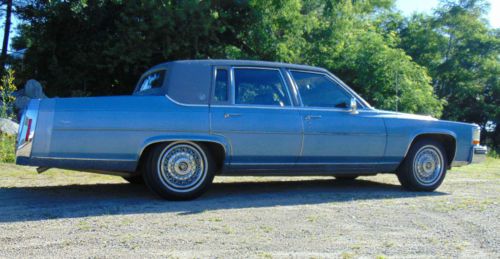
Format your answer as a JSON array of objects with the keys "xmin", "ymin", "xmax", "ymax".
[
  {"xmin": 224, "ymin": 113, "xmax": 242, "ymax": 119},
  {"xmin": 305, "ymin": 115, "xmax": 322, "ymax": 120}
]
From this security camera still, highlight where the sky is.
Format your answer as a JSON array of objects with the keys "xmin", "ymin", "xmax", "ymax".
[
  {"xmin": 396, "ymin": 0, "xmax": 500, "ymax": 28},
  {"xmin": 1, "ymin": 0, "xmax": 499, "ymax": 52}
]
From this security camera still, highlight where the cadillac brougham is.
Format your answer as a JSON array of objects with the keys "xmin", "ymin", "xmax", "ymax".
[{"xmin": 16, "ymin": 60, "xmax": 487, "ymax": 200}]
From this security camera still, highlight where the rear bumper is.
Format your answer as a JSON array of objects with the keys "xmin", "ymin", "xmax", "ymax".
[
  {"xmin": 471, "ymin": 145, "xmax": 487, "ymax": 164},
  {"xmin": 15, "ymin": 100, "xmax": 40, "ymax": 163}
]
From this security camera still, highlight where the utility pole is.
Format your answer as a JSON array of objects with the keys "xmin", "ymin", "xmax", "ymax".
[{"xmin": 395, "ymin": 70, "xmax": 399, "ymax": 112}]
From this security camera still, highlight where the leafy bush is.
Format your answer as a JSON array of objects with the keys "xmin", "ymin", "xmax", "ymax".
[
  {"xmin": 487, "ymin": 149, "xmax": 499, "ymax": 159},
  {"xmin": 0, "ymin": 134, "xmax": 16, "ymax": 163},
  {"xmin": 0, "ymin": 69, "xmax": 17, "ymax": 119},
  {"xmin": 0, "ymin": 69, "xmax": 18, "ymax": 163}
]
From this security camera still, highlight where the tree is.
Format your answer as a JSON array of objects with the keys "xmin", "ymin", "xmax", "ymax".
[
  {"xmin": 0, "ymin": 0, "xmax": 12, "ymax": 71},
  {"xmin": 12, "ymin": 0, "xmax": 444, "ymax": 118},
  {"xmin": 399, "ymin": 0, "xmax": 500, "ymax": 150}
]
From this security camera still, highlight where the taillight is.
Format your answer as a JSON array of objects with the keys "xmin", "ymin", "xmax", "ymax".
[
  {"xmin": 472, "ymin": 127, "xmax": 480, "ymax": 145},
  {"xmin": 25, "ymin": 118, "xmax": 32, "ymax": 141}
]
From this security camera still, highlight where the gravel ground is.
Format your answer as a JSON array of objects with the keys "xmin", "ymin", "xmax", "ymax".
[{"xmin": 0, "ymin": 160, "xmax": 499, "ymax": 258}]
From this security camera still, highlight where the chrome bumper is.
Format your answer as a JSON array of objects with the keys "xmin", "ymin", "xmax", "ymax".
[
  {"xmin": 471, "ymin": 145, "xmax": 487, "ymax": 164},
  {"xmin": 15, "ymin": 100, "xmax": 40, "ymax": 163}
]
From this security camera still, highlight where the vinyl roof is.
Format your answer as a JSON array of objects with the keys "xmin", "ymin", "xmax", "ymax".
[{"xmin": 149, "ymin": 59, "xmax": 328, "ymax": 72}]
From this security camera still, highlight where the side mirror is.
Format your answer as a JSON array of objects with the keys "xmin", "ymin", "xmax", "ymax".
[{"xmin": 349, "ymin": 98, "xmax": 358, "ymax": 114}]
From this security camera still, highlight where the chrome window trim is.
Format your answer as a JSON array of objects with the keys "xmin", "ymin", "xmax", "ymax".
[
  {"xmin": 294, "ymin": 106, "xmax": 370, "ymax": 113},
  {"xmin": 165, "ymin": 94, "xmax": 208, "ymax": 107},
  {"xmin": 210, "ymin": 104, "xmax": 297, "ymax": 110},
  {"xmin": 288, "ymin": 69, "xmax": 372, "ymax": 110},
  {"xmin": 209, "ymin": 105, "xmax": 377, "ymax": 112},
  {"xmin": 211, "ymin": 66, "xmax": 231, "ymax": 105},
  {"xmin": 230, "ymin": 66, "xmax": 295, "ymax": 107},
  {"xmin": 284, "ymin": 68, "xmax": 303, "ymax": 107}
]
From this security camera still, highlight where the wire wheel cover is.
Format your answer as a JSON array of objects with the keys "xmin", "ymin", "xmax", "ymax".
[
  {"xmin": 413, "ymin": 145, "xmax": 443, "ymax": 186},
  {"xmin": 158, "ymin": 144, "xmax": 206, "ymax": 190}
]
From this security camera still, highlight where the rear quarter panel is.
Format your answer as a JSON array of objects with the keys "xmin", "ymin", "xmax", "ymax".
[{"xmin": 31, "ymin": 96, "xmax": 210, "ymax": 169}]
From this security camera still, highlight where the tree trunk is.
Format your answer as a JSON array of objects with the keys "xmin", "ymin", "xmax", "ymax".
[{"xmin": 1, "ymin": 0, "xmax": 13, "ymax": 71}]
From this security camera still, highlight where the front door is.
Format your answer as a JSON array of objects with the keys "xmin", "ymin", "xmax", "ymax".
[
  {"xmin": 289, "ymin": 70, "xmax": 387, "ymax": 170},
  {"xmin": 210, "ymin": 67, "xmax": 302, "ymax": 170}
]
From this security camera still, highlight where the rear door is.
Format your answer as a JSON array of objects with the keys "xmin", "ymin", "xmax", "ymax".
[{"xmin": 210, "ymin": 67, "xmax": 302, "ymax": 170}]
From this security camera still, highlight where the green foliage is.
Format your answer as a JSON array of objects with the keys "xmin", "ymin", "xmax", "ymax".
[
  {"xmin": 0, "ymin": 69, "xmax": 17, "ymax": 119},
  {"xmin": 11, "ymin": 0, "xmax": 499, "ymax": 150},
  {"xmin": 12, "ymin": 0, "xmax": 443, "ymax": 117},
  {"xmin": 0, "ymin": 69, "xmax": 18, "ymax": 163},
  {"xmin": 398, "ymin": 0, "xmax": 500, "ymax": 150},
  {"xmin": 0, "ymin": 134, "xmax": 16, "ymax": 163}
]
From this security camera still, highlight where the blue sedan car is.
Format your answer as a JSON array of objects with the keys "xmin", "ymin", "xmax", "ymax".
[{"xmin": 16, "ymin": 60, "xmax": 487, "ymax": 200}]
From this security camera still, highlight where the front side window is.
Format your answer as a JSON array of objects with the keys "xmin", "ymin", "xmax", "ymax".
[
  {"xmin": 291, "ymin": 71, "xmax": 351, "ymax": 109},
  {"xmin": 234, "ymin": 68, "xmax": 290, "ymax": 107},
  {"xmin": 213, "ymin": 68, "xmax": 228, "ymax": 102},
  {"xmin": 138, "ymin": 70, "xmax": 165, "ymax": 92}
]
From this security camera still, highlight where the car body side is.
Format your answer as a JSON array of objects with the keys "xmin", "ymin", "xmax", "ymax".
[{"xmin": 15, "ymin": 60, "xmax": 483, "ymax": 176}]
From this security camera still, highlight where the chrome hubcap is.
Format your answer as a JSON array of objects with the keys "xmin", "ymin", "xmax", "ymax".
[
  {"xmin": 413, "ymin": 145, "xmax": 443, "ymax": 186},
  {"xmin": 158, "ymin": 143, "xmax": 206, "ymax": 190}
]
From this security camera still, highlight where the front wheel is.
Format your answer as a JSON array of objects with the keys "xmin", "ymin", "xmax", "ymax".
[
  {"xmin": 397, "ymin": 139, "xmax": 448, "ymax": 191},
  {"xmin": 143, "ymin": 142, "xmax": 215, "ymax": 200}
]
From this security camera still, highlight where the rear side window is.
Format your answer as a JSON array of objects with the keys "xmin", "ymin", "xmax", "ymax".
[
  {"xmin": 138, "ymin": 70, "xmax": 165, "ymax": 92},
  {"xmin": 166, "ymin": 63, "xmax": 211, "ymax": 104},
  {"xmin": 234, "ymin": 68, "xmax": 290, "ymax": 107},
  {"xmin": 213, "ymin": 68, "xmax": 229, "ymax": 102}
]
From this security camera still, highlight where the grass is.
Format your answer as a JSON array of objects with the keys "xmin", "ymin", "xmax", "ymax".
[
  {"xmin": 0, "ymin": 134, "xmax": 16, "ymax": 163},
  {"xmin": 433, "ymin": 197, "xmax": 497, "ymax": 212},
  {"xmin": 450, "ymin": 157, "xmax": 500, "ymax": 179},
  {"xmin": 0, "ymin": 162, "xmax": 121, "ymax": 187},
  {"xmin": 0, "ymin": 157, "xmax": 498, "ymax": 188}
]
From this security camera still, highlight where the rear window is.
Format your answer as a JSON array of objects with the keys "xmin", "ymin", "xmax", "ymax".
[{"xmin": 137, "ymin": 70, "xmax": 166, "ymax": 92}]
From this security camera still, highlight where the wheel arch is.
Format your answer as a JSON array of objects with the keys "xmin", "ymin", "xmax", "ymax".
[
  {"xmin": 135, "ymin": 136, "xmax": 230, "ymax": 173},
  {"xmin": 404, "ymin": 131, "xmax": 457, "ymax": 168}
]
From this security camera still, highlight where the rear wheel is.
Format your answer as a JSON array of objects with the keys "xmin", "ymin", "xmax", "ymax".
[
  {"xmin": 143, "ymin": 141, "xmax": 215, "ymax": 200},
  {"xmin": 397, "ymin": 139, "xmax": 447, "ymax": 191}
]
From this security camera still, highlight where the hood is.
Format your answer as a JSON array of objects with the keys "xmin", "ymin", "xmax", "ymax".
[
  {"xmin": 373, "ymin": 109, "xmax": 437, "ymax": 121},
  {"xmin": 373, "ymin": 109, "xmax": 478, "ymax": 128}
]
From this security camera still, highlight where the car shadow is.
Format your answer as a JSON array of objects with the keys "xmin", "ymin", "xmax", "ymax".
[{"xmin": 0, "ymin": 178, "xmax": 446, "ymax": 223}]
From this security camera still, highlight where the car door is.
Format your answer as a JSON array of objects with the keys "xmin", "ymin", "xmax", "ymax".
[
  {"xmin": 210, "ymin": 67, "xmax": 302, "ymax": 170},
  {"xmin": 288, "ymin": 70, "xmax": 387, "ymax": 169}
]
